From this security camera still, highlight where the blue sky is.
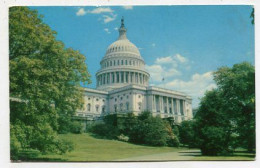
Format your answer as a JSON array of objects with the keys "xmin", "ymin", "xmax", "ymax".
[{"xmin": 31, "ymin": 6, "xmax": 254, "ymax": 108}]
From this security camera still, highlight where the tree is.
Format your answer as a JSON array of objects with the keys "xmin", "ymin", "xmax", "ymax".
[
  {"xmin": 179, "ymin": 120, "xmax": 198, "ymax": 148},
  {"xmin": 195, "ymin": 62, "xmax": 255, "ymax": 155},
  {"xmin": 128, "ymin": 112, "xmax": 169, "ymax": 146},
  {"xmin": 9, "ymin": 7, "xmax": 91, "ymax": 159},
  {"xmin": 196, "ymin": 90, "xmax": 233, "ymax": 155},
  {"xmin": 214, "ymin": 62, "xmax": 255, "ymax": 152}
]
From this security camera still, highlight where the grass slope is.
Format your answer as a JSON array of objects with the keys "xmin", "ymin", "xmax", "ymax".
[
  {"xmin": 34, "ymin": 133, "xmax": 255, "ymax": 162},
  {"xmin": 37, "ymin": 133, "xmax": 184, "ymax": 161}
]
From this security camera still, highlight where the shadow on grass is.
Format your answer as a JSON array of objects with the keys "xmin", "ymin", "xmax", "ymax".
[
  {"xmin": 12, "ymin": 157, "xmax": 67, "ymax": 162},
  {"xmin": 178, "ymin": 150, "xmax": 256, "ymax": 160}
]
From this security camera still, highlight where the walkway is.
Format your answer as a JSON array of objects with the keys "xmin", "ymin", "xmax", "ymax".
[{"xmin": 114, "ymin": 149, "xmax": 201, "ymax": 161}]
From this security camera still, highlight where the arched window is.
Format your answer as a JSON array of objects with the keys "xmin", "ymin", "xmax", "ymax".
[
  {"xmin": 114, "ymin": 105, "xmax": 117, "ymax": 112},
  {"xmin": 121, "ymin": 60, "xmax": 124, "ymax": 65},
  {"xmin": 125, "ymin": 60, "xmax": 127, "ymax": 65},
  {"xmin": 102, "ymin": 106, "xmax": 105, "ymax": 113},
  {"xmin": 87, "ymin": 103, "xmax": 91, "ymax": 111},
  {"xmin": 96, "ymin": 105, "xmax": 99, "ymax": 112},
  {"xmin": 120, "ymin": 103, "xmax": 123, "ymax": 111},
  {"xmin": 138, "ymin": 102, "xmax": 142, "ymax": 110},
  {"xmin": 126, "ymin": 102, "xmax": 129, "ymax": 111},
  {"xmin": 110, "ymin": 61, "xmax": 112, "ymax": 66}
]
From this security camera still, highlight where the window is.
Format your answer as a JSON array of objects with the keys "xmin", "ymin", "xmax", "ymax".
[
  {"xmin": 114, "ymin": 105, "xmax": 117, "ymax": 112},
  {"xmin": 115, "ymin": 98, "xmax": 117, "ymax": 102},
  {"xmin": 96, "ymin": 98, "xmax": 99, "ymax": 101},
  {"xmin": 120, "ymin": 97, "xmax": 123, "ymax": 100},
  {"xmin": 121, "ymin": 60, "xmax": 124, "ymax": 65},
  {"xmin": 88, "ymin": 97, "xmax": 90, "ymax": 100},
  {"xmin": 114, "ymin": 60, "xmax": 116, "ymax": 66},
  {"xmin": 126, "ymin": 102, "xmax": 129, "ymax": 111},
  {"xmin": 96, "ymin": 105, "xmax": 99, "ymax": 112},
  {"xmin": 120, "ymin": 103, "xmax": 123, "ymax": 111},
  {"xmin": 169, "ymin": 108, "xmax": 172, "ymax": 114},
  {"xmin": 138, "ymin": 95, "xmax": 141, "ymax": 98},
  {"xmin": 102, "ymin": 106, "xmax": 105, "ymax": 113},
  {"xmin": 129, "ymin": 60, "xmax": 132, "ymax": 65},
  {"xmin": 138, "ymin": 102, "xmax": 142, "ymax": 110},
  {"xmin": 87, "ymin": 103, "xmax": 91, "ymax": 111},
  {"xmin": 103, "ymin": 99, "xmax": 105, "ymax": 102},
  {"xmin": 110, "ymin": 61, "xmax": 112, "ymax": 66},
  {"xmin": 126, "ymin": 95, "xmax": 129, "ymax": 99},
  {"xmin": 164, "ymin": 107, "xmax": 167, "ymax": 113},
  {"xmin": 125, "ymin": 60, "xmax": 127, "ymax": 65},
  {"xmin": 118, "ymin": 60, "xmax": 120, "ymax": 65}
]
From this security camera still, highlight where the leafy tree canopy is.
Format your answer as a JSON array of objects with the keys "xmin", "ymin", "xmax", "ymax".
[
  {"xmin": 9, "ymin": 7, "xmax": 91, "ymax": 159},
  {"xmin": 195, "ymin": 62, "xmax": 255, "ymax": 155}
]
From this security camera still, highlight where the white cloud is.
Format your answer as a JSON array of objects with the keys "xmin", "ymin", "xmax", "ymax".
[
  {"xmin": 114, "ymin": 27, "xmax": 118, "ymax": 31},
  {"xmin": 145, "ymin": 64, "xmax": 181, "ymax": 82},
  {"xmin": 155, "ymin": 54, "xmax": 188, "ymax": 67},
  {"xmin": 122, "ymin": 6, "xmax": 133, "ymax": 10},
  {"xmin": 174, "ymin": 54, "xmax": 188, "ymax": 63},
  {"xmin": 151, "ymin": 43, "xmax": 156, "ymax": 47},
  {"xmin": 155, "ymin": 56, "xmax": 177, "ymax": 66},
  {"xmin": 87, "ymin": 7, "xmax": 114, "ymax": 14},
  {"xmin": 160, "ymin": 72, "xmax": 217, "ymax": 108},
  {"xmin": 76, "ymin": 8, "xmax": 86, "ymax": 16},
  {"xmin": 102, "ymin": 13, "xmax": 117, "ymax": 23},
  {"xmin": 104, "ymin": 28, "xmax": 111, "ymax": 34}
]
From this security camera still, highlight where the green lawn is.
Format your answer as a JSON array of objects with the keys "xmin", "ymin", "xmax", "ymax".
[
  {"xmin": 35, "ymin": 133, "xmax": 186, "ymax": 161},
  {"xmin": 33, "ymin": 133, "xmax": 255, "ymax": 162},
  {"xmin": 192, "ymin": 150, "xmax": 255, "ymax": 161}
]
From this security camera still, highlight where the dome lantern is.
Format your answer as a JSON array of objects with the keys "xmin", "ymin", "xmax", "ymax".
[{"xmin": 118, "ymin": 16, "xmax": 127, "ymax": 40}]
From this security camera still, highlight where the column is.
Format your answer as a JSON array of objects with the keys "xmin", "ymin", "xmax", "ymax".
[
  {"xmin": 177, "ymin": 99, "xmax": 181, "ymax": 115},
  {"xmin": 123, "ymin": 71, "xmax": 126, "ymax": 83},
  {"xmin": 153, "ymin": 95, "xmax": 155, "ymax": 112},
  {"xmin": 105, "ymin": 73, "xmax": 108, "ymax": 85},
  {"xmin": 100, "ymin": 74, "xmax": 103, "ymax": 85},
  {"xmin": 133, "ymin": 73, "xmax": 136, "ymax": 83},
  {"xmin": 171, "ymin": 98, "xmax": 174, "ymax": 114},
  {"xmin": 109, "ymin": 72, "xmax": 112, "ymax": 84},
  {"xmin": 119, "ymin": 71, "xmax": 121, "ymax": 83},
  {"xmin": 114, "ymin": 72, "xmax": 117, "ymax": 83},
  {"xmin": 166, "ymin": 97, "xmax": 169, "ymax": 114},
  {"xmin": 128, "ymin": 72, "xmax": 130, "ymax": 84},
  {"xmin": 159, "ymin": 96, "xmax": 163, "ymax": 113}
]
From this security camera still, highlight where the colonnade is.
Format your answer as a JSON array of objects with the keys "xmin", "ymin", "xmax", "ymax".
[
  {"xmin": 152, "ymin": 95, "xmax": 186, "ymax": 116},
  {"xmin": 97, "ymin": 71, "xmax": 149, "ymax": 86}
]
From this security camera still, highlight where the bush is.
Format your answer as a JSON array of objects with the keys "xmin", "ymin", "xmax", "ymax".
[
  {"xmin": 117, "ymin": 134, "xmax": 129, "ymax": 142},
  {"xmin": 128, "ymin": 112, "xmax": 169, "ymax": 146},
  {"xmin": 90, "ymin": 123, "xmax": 119, "ymax": 139},
  {"xmin": 70, "ymin": 121, "xmax": 83, "ymax": 134},
  {"xmin": 179, "ymin": 120, "xmax": 198, "ymax": 148},
  {"xmin": 17, "ymin": 149, "xmax": 41, "ymax": 161},
  {"xmin": 165, "ymin": 122, "xmax": 180, "ymax": 147}
]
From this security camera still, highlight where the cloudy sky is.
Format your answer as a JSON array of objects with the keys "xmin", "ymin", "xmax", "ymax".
[{"xmin": 31, "ymin": 6, "xmax": 254, "ymax": 108}]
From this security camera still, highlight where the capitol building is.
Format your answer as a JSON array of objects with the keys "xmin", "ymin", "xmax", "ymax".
[{"xmin": 76, "ymin": 18, "xmax": 193, "ymax": 123}]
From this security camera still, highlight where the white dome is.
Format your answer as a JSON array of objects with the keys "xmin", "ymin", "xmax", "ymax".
[
  {"xmin": 105, "ymin": 39, "xmax": 141, "ymax": 57},
  {"xmin": 96, "ymin": 17, "xmax": 150, "ymax": 91}
]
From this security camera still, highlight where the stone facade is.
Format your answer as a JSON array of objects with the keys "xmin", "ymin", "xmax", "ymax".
[{"xmin": 76, "ymin": 17, "xmax": 193, "ymax": 123}]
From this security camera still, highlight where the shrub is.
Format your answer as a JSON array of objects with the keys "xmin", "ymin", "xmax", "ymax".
[
  {"xmin": 128, "ymin": 112, "xmax": 169, "ymax": 146},
  {"xmin": 90, "ymin": 123, "xmax": 119, "ymax": 139},
  {"xmin": 70, "ymin": 121, "xmax": 83, "ymax": 134},
  {"xmin": 17, "ymin": 149, "xmax": 41, "ymax": 161},
  {"xmin": 117, "ymin": 134, "xmax": 129, "ymax": 142}
]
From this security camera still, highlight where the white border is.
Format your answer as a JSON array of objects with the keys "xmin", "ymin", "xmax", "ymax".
[{"xmin": 0, "ymin": 0, "xmax": 259, "ymax": 168}]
